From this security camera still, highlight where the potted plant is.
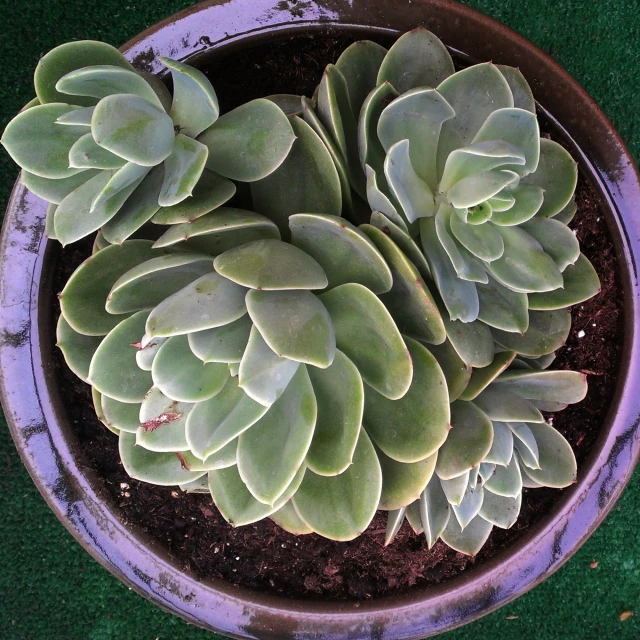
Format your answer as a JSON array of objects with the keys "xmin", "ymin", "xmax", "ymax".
[{"xmin": 1, "ymin": 1, "xmax": 639, "ymax": 638}]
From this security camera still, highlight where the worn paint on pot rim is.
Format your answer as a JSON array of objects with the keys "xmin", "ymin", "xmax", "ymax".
[{"xmin": 1, "ymin": 1, "xmax": 639, "ymax": 638}]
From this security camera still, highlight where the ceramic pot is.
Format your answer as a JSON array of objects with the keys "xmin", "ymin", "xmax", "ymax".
[{"xmin": 1, "ymin": 1, "xmax": 639, "ymax": 638}]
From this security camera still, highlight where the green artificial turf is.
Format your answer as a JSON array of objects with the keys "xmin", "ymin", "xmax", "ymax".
[{"xmin": 0, "ymin": 1, "xmax": 638, "ymax": 638}]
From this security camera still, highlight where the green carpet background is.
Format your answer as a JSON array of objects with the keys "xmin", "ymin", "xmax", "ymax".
[{"xmin": 0, "ymin": 1, "xmax": 638, "ymax": 638}]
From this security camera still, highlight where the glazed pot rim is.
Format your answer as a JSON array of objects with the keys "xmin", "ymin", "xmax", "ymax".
[{"xmin": 1, "ymin": 1, "xmax": 639, "ymax": 638}]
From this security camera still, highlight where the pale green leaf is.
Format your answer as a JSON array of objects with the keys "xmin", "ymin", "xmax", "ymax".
[
  {"xmin": 101, "ymin": 394, "xmax": 141, "ymax": 434},
  {"xmin": 472, "ymin": 387, "xmax": 544, "ymax": 423},
  {"xmin": 496, "ymin": 65, "xmax": 535, "ymax": 113},
  {"xmin": 492, "ymin": 309, "xmax": 571, "ymax": 356},
  {"xmin": 490, "ymin": 184, "xmax": 544, "ymax": 226},
  {"xmin": 483, "ymin": 454, "xmax": 522, "ymax": 498},
  {"xmin": 271, "ymin": 501, "xmax": 313, "ymax": 535},
  {"xmin": 479, "ymin": 490, "xmax": 522, "ymax": 529},
  {"xmin": 188, "ymin": 315, "xmax": 252, "ymax": 363},
  {"xmin": 458, "ymin": 350, "xmax": 517, "ymax": 401},
  {"xmin": 423, "ymin": 339, "xmax": 472, "ymax": 402},
  {"xmin": 56, "ymin": 315, "xmax": 103, "ymax": 383},
  {"xmin": 68, "ymin": 132, "xmax": 126, "ymax": 169},
  {"xmin": 21, "ymin": 168, "xmax": 99, "ymax": 204},
  {"xmin": 523, "ymin": 422, "xmax": 577, "ymax": 487},
  {"xmin": 419, "ymin": 475, "xmax": 452, "ymax": 547},
  {"xmin": 136, "ymin": 386, "xmax": 192, "ymax": 452},
  {"xmin": 493, "ymin": 369, "xmax": 588, "ymax": 404},
  {"xmin": 476, "ymin": 274, "xmax": 529, "ymax": 334},
  {"xmin": 158, "ymin": 134, "xmax": 208, "ymax": 206},
  {"xmin": 378, "ymin": 449, "xmax": 437, "ymax": 511}
]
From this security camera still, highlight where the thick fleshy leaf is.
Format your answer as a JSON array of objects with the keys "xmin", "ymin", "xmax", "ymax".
[
  {"xmin": 493, "ymin": 369, "xmax": 588, "ymax": 404},
  {"xmin": 523, "ymin": 139, "xmax": 578, "ymax": 218},
  {"xmin": 188, "ymin": 315, "xmax": 252, "ymax": 363},
  {"xmin": 92, "ymin": 94, "xmax": 175, "ymax": 166},
  {"xmin": 479, "ymin": 463, "xmax": 496, "ymax": 485},
  {"xmin": 435, "ymin": 401, "xmax": 494, "ymax": 480},
  {"xmin": 335, "ymin": 40, "xmax": 388, "ymax": 117},
  {"xmin": 492, "ymin": 309, "xmax": 571, "ymax": 356},
  {"xmin": 453, "ymin": 484, "xmax": 485, "ymax": 530},
  {"xmin": 473, "ymin": 108, "xmax": 540, "ymax": 175},
  {"xmin": 484, "ymin": 421, "xmax": 514, "ymax": 466},
  {"xmin": 146, "ymin": 272, "xmax": 248, "ymax": 337},
  {"xmin": 365, "ymin": 168, "xmax": 407, "ymax": 231},
  {"xmin": 158, "ymin": 134, "xmax": 208, "ymax": 207},
  {"xmin": 152, "ymin": 170, "xmax": 236, "ymax": 225},
  {"xmin": 487, "ymin": 192, "xmax": 515, "ymax": 212},
  {"xmin": 1, "ymin": 104, "xmax": 86, "ymax": 178},
  {"xmin": 436, "ymin": 63, "xmax": 514, "ymax": 176},
  {"xmin": 448, "ymin": 169, "xmax": 519, "ymax": 209},
  {"xmin": 68, "ymin": 132, "xmax": 126, "ymax": 169},
  {"xmin": 376, "ymin": 28, "xmax": 454, "ymax": 94},
  {"xmin": 34, "ymin": 40, "xmax": 133, "ymax": 106},
  {"xmin": 521, "ymin": 218, "xmax": 579, "ymax": 272},
  {"xmin": 306, "ymin": 351, "xmax": 364, "ymax": 476},
  {"xmin": 369, "ymin": 211, "xmax": 431, "ymax": 280},
  {"xmin": 480, "ymin": 490, "xmax": 522, "ymax": 529},
  {"xmin": 378, "ymin": 450, "xmax": 437, "ymax": 511},
  {"xmin": 473, "ymin": 387, "xmax": 544, "ymax": 423},
  {"xmin": 316, "ymin": 64, "xmax": 364, "ymax": 199},
  {"xmin": 56, "ymin": 315, "xmax": 103, "ymax": 383},
  {"xmin": 214, "ymin": 239, "xmax": 327, "ymax": 291},
  {"xmin": 484, "ymin": 454, "xmax": 522, "ymax": 498},
  {"xmin": 119, "ymin": 432, "xmax": 204, "ymax": 486},
  {"xmin": 441, "ymin": 314, "xmax": 495, "ymax": 368},
  {"xmin": 271, "ymin": 501, "xmax": 313, "ymax": 535},
  {"xmin": 378, "ymin": 88, "xmax": 455, "ymax": 190},
  {"xmin": 161, "ymin": 56, "xmax": 219, "ymax": 137},
  {"xmin": 384, "ymin": 140, "xmax": 435, "ymax": 223},
  {"xmin": 361, "ymin": 225, "xmax": 445, "ymax": 344},
  {"xmin": 137, "ymin": 72, "xmax": 172, "ymax": 112},
  {"xmin": 486, "ymin": 225, "xmax": 563, "ymax": 293},
  {"xmin": 136, "ymin": 335, "xmax": 166, "ymax": 371},
  {"xmin": 524, "ymin": 422, "xmax": 577, "ymax": 487},
  {"xmin": 359, "ymin": 84, "xmax": 399, "ymax": 177},
  {"xmin": 439, "ymin": 140, "xmax": 525, "ymax": 193},
  {"xmin": 364, "ymin": 337, "xmax": 449, "ymax": 463},
  {"xmin": 153, "ymin": 208, "xmax": 279, "ymax": 254},
  {"xmin": 292, "ymin": 429, "xmax": 381, "ymax": 541},
  {"xmin": 101, "ymin": 395, "xmax": 141, "ymax": 434},
  {"xmin": 21, "ymin": 168, "xmax": 99, "ymax": 204},
  {"xmin": 420, "ymin": 216, "xmax": 480, "ymax": 323},
  {"xmin": 490, "ymin": 184, "xmax": 544, "ymax": 226},
  {"xmin": 509, "ymin": 422, "xmax": 540, "ymax": 469},
  {"xmin": 420, "ymin": 475, "xmax": 451, "ymax": 547},
  {"xmin": 529, "ymin": 254, "xmax": 600, "ymax": 310},
  {"xmin": 319, "ymin": 283, "xmax": 412, "ymax": 400},
  {"xmin": 290, "ymin": 214, "xmax": 392, "ymax": 294},
  {"xmin": 476, "ymin": 274, "xmax": 529, "ymax": 334},
  {"xmin": 88, "ymin": 310, "xmax": 152, "ymax": 402},
  {"xmin": 91, "ymin": 162, "xmax": 151, "ymax": 214},
  {"xmin": 301, "ymin": 96, "xmax": 354, "ymax": 217},
  {"xmin": 101, "ymin": 166, "xmax": 165, "ymax": 244},
  {"xmin": 200, "ymin": 98, "xmax": 296, "ymax": 182},
  {"xmin": 264, "ymin": 94, "xmax": 303, "ymax": 116},
  {"xmin": 107, "ymin": 253, "xmax": 213, "ymax": 314},
  {"xmin": 552, "ymin": 198, "xmax": 577, "ymax": 225},
  {"xmin": 59, "ymin": 240, "xmax": 159, "ymax": 335},
  {"xmin": 442, "ymin": 513, "xmax": 494, "ymax": 555},
  {"xmin": 56, "ymin": 106, "xmax": 95, "ymax": 126},
  {"xmin": 56, "ymin": 65, "xmax": 163, "ymax": 108},
  {"xmin": 450, "ymin": 215, "xmax": 504, "ymax": 262},
  {"xmin": 179, "ymin": 475, "xmax": 210, "ymax": 493},
  {"xmin": 406, "ymin": 500, "xmax": 424, "ymax": 534},
  {"xmin": 152, "ymin": 335, "xmax": 229, "ymax": 402},
  {"xmin": 424, "ymin": 339, "xmax": 472, "ymax": 402},
  {"xmin": 440, "ymin": 472, "xmax": 470, "ymax": 506},
  {"xmin": 136, "ymin": 387, "xmax": 192, "ymax": 452},
  {"xmin": 238, "ymin": 326, "xmax": 300, "ymax": 407},
  {"xmin": 45, "ymin": 203, "xmax": 57, "ymax": 239},
  {"xmin": 384, "ymin": 507, "xmax": 407, "ymax": 546},
  {"xmin": 250, "ymin": 117, "xmax": 341, "ymax": 236},
  {"xmin": 208, "ymin": 462, "xmax": 305, "ymax": 526},
  {"xmin": 459, "ymin": 351, "xmax": 517, "ymax": 401},
  {"xmin": 185, "ymin": 375, "xmax": 267, "ymax": 460},
  {"xmin": 238, "ymin": 365, "xmax": 316, "ymax": 505},
  {"xmin": 497, "ymin": 65, "xmax": 535, "ymax": 113},
  {"xmin": 246, "ymin": 289, "xmax": 335, "ymax": 368}
]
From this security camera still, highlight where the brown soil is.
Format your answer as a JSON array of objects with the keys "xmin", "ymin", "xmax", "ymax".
[{"xmin": 51, "ymin": 35, "xmax": 623, "ymax": 602}]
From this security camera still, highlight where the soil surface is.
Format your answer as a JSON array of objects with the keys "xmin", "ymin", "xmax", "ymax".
[{"xmin": 51, "ymin": 35, "xmax": 624, "ymax": 601}]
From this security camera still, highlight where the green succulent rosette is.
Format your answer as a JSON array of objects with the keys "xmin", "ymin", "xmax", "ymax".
[
  {"xmin": 4, "ymin": 33, "xmax": 603, "ymax": 554},
  {"xmin": 1, "ymin": 40, "xmax": 296, "ymax": 246}
]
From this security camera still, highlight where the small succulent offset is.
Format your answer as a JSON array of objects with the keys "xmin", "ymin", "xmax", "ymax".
[
  {"xmin": 1, "ymin": 40, "xmax": 295, "ymax": 246},
  {"xmin": 3, "ymin": 32, "xmax": 601, "ymax": 555}
]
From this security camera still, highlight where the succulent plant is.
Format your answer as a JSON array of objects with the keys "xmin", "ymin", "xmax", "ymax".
[
  {"xmin": 1, "ymin": 40, "xmax": 295, "ymax": 246},
  {"xmin": 4, "ymin": 33, "xmax": 602, "ymax": 554}
]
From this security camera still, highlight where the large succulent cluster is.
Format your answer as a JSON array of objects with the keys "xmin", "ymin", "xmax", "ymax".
[
  {"xmin": 3, "ymin": 32, "xmax": 601, "ymax": 554},
  {"xmin": 1, "ymin": 40, "xmax": 295, "ymax": 246}
]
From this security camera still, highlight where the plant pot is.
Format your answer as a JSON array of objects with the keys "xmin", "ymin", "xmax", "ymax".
[{"xmin": 1, "ymin": 1, "xmax": 639, "ymax": 638}]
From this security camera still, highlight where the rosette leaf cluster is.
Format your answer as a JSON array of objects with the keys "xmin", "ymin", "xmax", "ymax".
[
  {"xmin": 57, "ymin": 211, "xmax": 455, "ymax": 541},
  {"xmin": 305, "ymin": 28, "xmax": 600, "ymax": 331},
  {"xmin": 1, "ymin": 40, "xmax": 295, "ymax": 246}
]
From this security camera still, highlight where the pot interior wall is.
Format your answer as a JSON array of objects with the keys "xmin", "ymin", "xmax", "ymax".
[{"xmin": 37, "ymin": 27, "xmax": 625, "ymax": 603}]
